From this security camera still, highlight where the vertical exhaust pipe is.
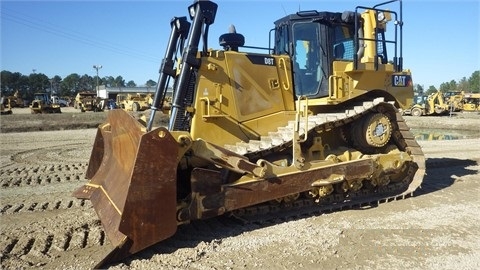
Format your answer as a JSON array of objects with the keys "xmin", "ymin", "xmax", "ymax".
[
  {"xmin": 147, "ymin": 17, "xmax": 190, "ymax": 131},
  {"xmin": 168, "ymin": 0, "xmax": 217, "ymax": 131}
]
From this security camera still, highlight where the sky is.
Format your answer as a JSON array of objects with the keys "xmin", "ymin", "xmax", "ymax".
[{"xmin": 1, "ymin": 0, "xmax": 479, "ymax": 88}]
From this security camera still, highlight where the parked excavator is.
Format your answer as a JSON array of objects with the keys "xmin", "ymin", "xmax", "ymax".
[
  {"xmin": 6, "ymin": 90, "xmax": 25, "ymax": 108},
  {"xmin": 74, "ymin": 0, "xmax": 425, "ymax": 267}
]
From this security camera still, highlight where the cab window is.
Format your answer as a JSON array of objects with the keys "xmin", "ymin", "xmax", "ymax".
[
  {"xmin": 292, "ymin": 22, "xmax": 322, "ymax": 96},
  {"xmin": 333, "ymin": 25, "xmax": 354, "ymax": 61}
]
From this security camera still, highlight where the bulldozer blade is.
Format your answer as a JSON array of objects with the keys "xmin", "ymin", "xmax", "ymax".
[{"xmin": 73, "ymin": 109, "xmax": 179, "ymax": 266}]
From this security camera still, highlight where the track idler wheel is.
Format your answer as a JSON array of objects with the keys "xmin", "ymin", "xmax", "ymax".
[{"xmin": 352, "ymin": 113, "xmax": 392, "ymax": 152}]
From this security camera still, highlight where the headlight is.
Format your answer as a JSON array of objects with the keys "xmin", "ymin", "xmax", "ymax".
[
  {"xmin": 189, "ymin": 5, "xmax": 196, "ymax": 18},
  {"xmin": 175, "ymin": 18, "xmax": 182, "ymax": 29},
  {"xmin": 377, "ymin": 11, "xmax": 385, "ymax": 22}
]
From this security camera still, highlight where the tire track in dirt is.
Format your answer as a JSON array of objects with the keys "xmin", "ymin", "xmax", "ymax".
[
  {"xmin": 0, "ymin": 197, "xmax": 89, "ymax": 215},
  {"xmin": 0, "ymin": 163, "xmax": 87, "ymax": 188},
  {"xmin": 0, "ymin": 201, "xmax": 106, "ymax": 268},
  {"xmin": 0, "ymin": 222, "xmax": 106, "ymax": 267},
  {"xmin": 1, "ymin": 119, "xmax": 479, "ymax": 269},
  {"xmin": 10, "ymin": 144, "xmax": 90, "ymax": 165},
  {"xmin": 0, "ymin": 131, "xmax": 102, "ymax": 267}
]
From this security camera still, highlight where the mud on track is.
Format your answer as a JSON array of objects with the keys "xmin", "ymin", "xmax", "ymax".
[{"xmin": 1, "ymin": 113, "xmax": 480, "ymax": 269}]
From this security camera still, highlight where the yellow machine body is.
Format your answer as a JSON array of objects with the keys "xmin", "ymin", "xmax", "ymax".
[
  {"xmin": 74, "ymin": 0, "xmax": 424, "ymax": 267},
  {"xmin": 29, "ymin": 92, "xmax": 61, "ymax": 114}
]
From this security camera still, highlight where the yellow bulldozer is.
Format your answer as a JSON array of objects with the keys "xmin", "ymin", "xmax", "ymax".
[
  {"xmin": 29, "ymin": 92, "xmax": 61, "ymax": 114},
  {"xmin": 74, "ymin": 0, "xmax": 424, "ymax": 267}
]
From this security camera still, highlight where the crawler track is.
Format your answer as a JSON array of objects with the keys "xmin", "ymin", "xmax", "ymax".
[{"xmin": 224, "ymin": 98, "xmax": 425, "ymax": 220}]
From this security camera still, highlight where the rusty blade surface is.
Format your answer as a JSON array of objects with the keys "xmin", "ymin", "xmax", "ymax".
[{"xmin": 73, "ymin": 109, "xmax": 179, "ymax": 266}]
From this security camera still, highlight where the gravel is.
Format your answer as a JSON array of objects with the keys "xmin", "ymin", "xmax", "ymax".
[{"xmin": 1, "ymin": 109, "xmax": 479, "ymax": 269}]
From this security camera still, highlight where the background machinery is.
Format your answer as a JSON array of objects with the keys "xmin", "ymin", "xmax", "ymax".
[
  {"xmin": 6, "ymin": 90, "xmax": 25, "ymax": 108},
  {"xmin": 462, "ymin": 92, "xmax": 480, "ymax": 112},
  {"xmin": 444, "ymin": 91, "xmax": 465, "ymax": 112},
  {"xmin": 404, "ymin": 90, "xmax": 450, "ymax": 116},
  {"xmin": 29, "ymin": 92, "xmax": 61, "ymax": 114},
  {"xmin": 74, "ymin": 91, "xmax": 103, "ymax": 112},
  {"xmin": 74, "ymin": 0, "xmax": 425, "ymax": 267},
  {"xmin": 1, "ymin": 96, "xmax": 13, "ymax": 115},
  {"xmin": 116, "ymin": 92, "xmax": 153, "ymax": 112},
  {"xmin": 51, "ymin": 95, "xmax": 69, "ymax": 107}
]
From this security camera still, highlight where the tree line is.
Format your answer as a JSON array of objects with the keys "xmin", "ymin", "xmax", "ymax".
[
  {"xmin": 414, "ymin": 70, "xmax": 479, "ymax": 97},
  {"xmin": 0, "ymin": 70, "xmax": 157, "ymax": 101},
  {"xmin": 1, "ymin": 69, "xmax": 479, "ymax": 102}
]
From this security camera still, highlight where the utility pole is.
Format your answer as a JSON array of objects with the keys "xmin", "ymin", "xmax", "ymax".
[
  {"xmin": 50, "ymin": 78, "xmax": 54, "ymax": 94},
  {"xmin": 93, "ymin": 65, "xmax": 102, "ymax": 97}
]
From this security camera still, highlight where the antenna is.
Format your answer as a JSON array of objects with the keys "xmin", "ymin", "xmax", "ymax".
[{"xmin": 281, "ymin": 4, "xmax": 287, "ymax": 15}]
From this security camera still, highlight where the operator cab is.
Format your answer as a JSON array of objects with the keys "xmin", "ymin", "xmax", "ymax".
[
  {"xmin": 273, "ymin": 11, "xmax": 358, "ymax": 99},
  {"xmin": 33, "ymin": 93, "xmax": 51, "ymax": 104}
]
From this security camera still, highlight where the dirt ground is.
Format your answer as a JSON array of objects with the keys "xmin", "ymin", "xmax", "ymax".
[{"xmin": 0, "ymin": 108, "xmax": 479, "ymax": 269}]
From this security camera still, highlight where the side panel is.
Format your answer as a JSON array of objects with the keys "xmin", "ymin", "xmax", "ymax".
[
  {"xmin": 313, "ymin": 61, "xmax": 414, "ymax": 110},
  {"xmin": 190, "ymin": 51, "xmax": 295, "ymax": 144}
]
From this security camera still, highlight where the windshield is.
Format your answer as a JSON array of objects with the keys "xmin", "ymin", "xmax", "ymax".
[
  {"xmin": 34, "ymin": 94, "xmax": 46, "ymax": 100},
  {"xmin": 292, "ymin": 22, "xmax": 322, "ymax": 97}
]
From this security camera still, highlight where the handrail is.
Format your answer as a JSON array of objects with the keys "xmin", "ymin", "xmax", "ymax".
[{"xmin": 279, "ymin": 58, "xmax": 291, "ymax": 90}]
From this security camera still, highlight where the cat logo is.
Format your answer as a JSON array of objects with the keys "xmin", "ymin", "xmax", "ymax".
[{"xmin": 392, "ymin": 75, "xmax": 412, "ymax": 87}]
